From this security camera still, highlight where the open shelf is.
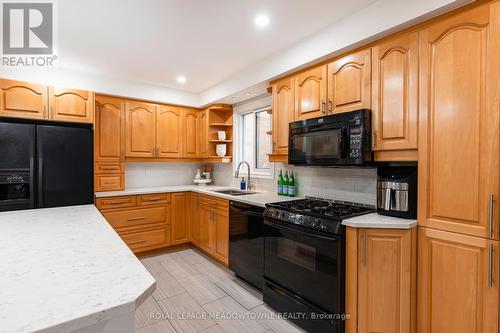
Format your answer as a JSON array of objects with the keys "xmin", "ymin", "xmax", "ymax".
[
  {"xmin": 210, "ymin": 139, "xmax": 232, "ymax": 143},
  {"xmin": 209, "ymin": 123, "xmax": 232, "ymax": 127}
]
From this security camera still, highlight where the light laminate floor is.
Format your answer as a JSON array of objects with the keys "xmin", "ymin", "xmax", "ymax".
[{"xmin": 136, "ymin": 248, "xmax": 305, "ymax": 333}]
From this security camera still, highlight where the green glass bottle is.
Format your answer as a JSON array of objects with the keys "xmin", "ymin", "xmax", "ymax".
[
  {"xmin": 288, "ymin": 171, "xmax": 295, "ymax": 197},
  {"xmin": 283, "ymin": 171, "xmax": 289, "ymax": 196},
  {"xmin": 277, "ymin": 170, "xmax": 284, "ymax": 195}
]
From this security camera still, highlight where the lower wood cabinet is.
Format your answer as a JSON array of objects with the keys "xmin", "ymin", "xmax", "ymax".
[
  {"xmin": 96, "ymin": 193, "xmax": 171, "ymax": 253},
  {"xmin": 346, "ymin": 227, "xmax": 417, "ymax": 333},
  {"xmin": 171, "ymin": 192, "xmax": 190, "ymax": 245},
  {"xmin": 190, "ymin": 193, "xmax": 200, "ymax": 245},
  {"xmin": 198, "ymin": 195, "xmax": 229, "ymax": 265},
  {"xmin": 417, "ymin": 227, "xmax": 499, "ymax": 333}
]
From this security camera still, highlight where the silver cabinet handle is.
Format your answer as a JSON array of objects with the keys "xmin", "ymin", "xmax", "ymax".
[
  {"xmin": 328, "ymin": 99, "xmax": 333, "ymax": 114},
  {"xmin": 488, "ymin": 244, "xmax": 494, "ymax": 288},
  {"xmin": 321, "ymin": 100, "xmax": 326, "ymax": 114},
  {"xmin": 362, "ymin": 231, "xmax": 367, "ymax": 266},
  {"xmin": 489, "ymin": 194, "xmax": 494, "ymax": 238}
]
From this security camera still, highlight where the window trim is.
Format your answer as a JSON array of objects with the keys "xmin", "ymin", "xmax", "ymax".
[{"xmin": 233, "ymin": 104, "xmax": 275, "ymax": 180}]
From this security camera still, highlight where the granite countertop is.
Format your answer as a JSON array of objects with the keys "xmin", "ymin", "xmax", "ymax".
[
  {"xmin": 0, "ymin": 205, "xmax": 155, "ymax": 333},
  {"xmin": 95, "ymin": 185, "xmax": 299, "ymax": 208},
  {"xmin": 342, "ymin": 212, "xmax": 417, "ymax": 229}
]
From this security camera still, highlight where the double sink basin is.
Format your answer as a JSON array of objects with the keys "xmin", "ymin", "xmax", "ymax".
[{"xmin": 212, "ymin": 189, "xmax": 258, "ymax": 196}]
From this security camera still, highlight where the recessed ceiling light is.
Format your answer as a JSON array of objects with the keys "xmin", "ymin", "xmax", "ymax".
[
  {"xmin": 176, "ymin": 75, "xmax": 186, "ymax": 84},
  {"xmin": 232, "ymin": 97, "xmax": 237, "ymax": 101},
  {"xmin": 254, "ymin": 14, "xmax": 270, "ymax": 29},
  {"xmin": 246, "ymin": 91, "xmax": 252, "ymax": 96}
]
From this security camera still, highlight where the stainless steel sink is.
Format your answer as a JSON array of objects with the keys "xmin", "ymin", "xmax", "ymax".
[{"xmin": 212, "ymin": 189, "xmax": 258, "ymax": 196}]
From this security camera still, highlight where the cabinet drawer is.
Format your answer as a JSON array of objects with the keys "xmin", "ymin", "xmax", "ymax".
[
  {"xmin": 199, "ymin": 195, "xmax": 229, "ymax": 211},
  {"xmin": 95, "ymin": 163, "xmax": 124, "ymax": 174},
  {"xmin": 102, "ymin": 206, "xmax": 167, "ymax": 229},
  {"xmin": 137, "ymin": 193, "xmax": 171, "ymax": 206},
  {"xmin": 95, "ymin": 174, "xmax": 125, "ymax": 191},
  {"xmin": 120, "ymin": 228, "xmax": 169, "ymax": 252},
  {"xmin": 96, "ymin": 195, "xmax": 136, "ymax": 210}
]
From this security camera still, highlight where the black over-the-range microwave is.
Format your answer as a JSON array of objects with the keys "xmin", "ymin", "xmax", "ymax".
[{"xmin": 288, "ymin": 109, "xmax": 372, "ymax": 166}]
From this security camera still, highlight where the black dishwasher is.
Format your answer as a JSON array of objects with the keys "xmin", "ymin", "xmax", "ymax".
[{"xmin": 229, "ymin": 201, "xmax": 265, "ymax": 290}]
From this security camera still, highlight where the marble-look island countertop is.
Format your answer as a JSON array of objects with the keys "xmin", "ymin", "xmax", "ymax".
[
  {"xmin": 0, "ymin": 205, "xmax": 155, "ymax": 333},
  {"xmin": 342, "ymin": 212, "xmax": 417, "ymax": 229},
  {"xmin": 95, "ymin": 185, "xmax": 300, "ymax": 208}
]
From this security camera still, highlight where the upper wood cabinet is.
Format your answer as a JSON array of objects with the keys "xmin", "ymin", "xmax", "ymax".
[
  {"xmin": 357, "ymin": 228, "xmax": 416, "ymax": 333},
  {"xmin": 156, "ymin": 106, "xmax": 183, "ymax": 158},
  {"xmin": 371, "ymin": 32, "xmax": 419, "ymax": 153},
  {"xmin": 95, "ymin": 96, "xmax": 125, "ymax": 163},
  {"xmin": 48, "ymin": 87, "xmax": 94, "ymax": 123},
  {"xmin": 294, "ymin": 65, "xmax": 327, "ymax": 120},
  {"xmin": 171, "ymin": 192, "xmax": 190, "ymax": 245},
  {"xmin": 184, "ymin": 109, "xmax": 198, "ymax": 158},
  {"xmin": 0, "ymin": 79, "xmax": 47, "ymax": 120},
  {"xmin": 417, "ymin": 227, "xmax": 499, "ymax": 333},
  {"xmin": 327, "ymin": 49, "xmax": 371, "ymax": 114},
  {"xmin": 198, "ymin": 109, "xmax": 209, "ymax": 158},
  {"xmin": 271, "ymin": 78, "xmax": 294, "ymax": 156},
  {"xmin": 125, "ymin": 101, "xmax": 157, "ymax": 158},
  {"xmin": 418, "ymin": 3, "xmax": 499, "ymax": 239}
]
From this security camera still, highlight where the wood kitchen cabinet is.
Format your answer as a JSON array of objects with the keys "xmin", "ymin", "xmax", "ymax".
[
  {"xmin": 294, "ymin": 65, "xmax": 327, "ymax": 120},
  {"xmin": 198, "ymin": 109, "xmax": 209, "ymax": 158},
  {"xmin": 156, "ymin": 105, "xmax": 183, "ymax": 158},
  {"xmin": 371, "ymin": 32, "xmax": 419, "ymax": 161},
  {"xmin": 190, "ymin": 193, "xmax": 200, "ymax": 245},
  {"xmin": 0, "ymin": 79, "xmax": 93, "ymax": 123},
  {"xmin": 171, "ymin": 192, "xmax": 190, "ymax": 245},
  {"xmin": 270, "ymin": 77, "xmax": 294, "ymax": 158},
  {"xmin": 184, "ymin": 109, "xmax": 198, "ymax": 158},
  {"xmin": 125, "ymin": 101, "xmax": 157, "ymax": 158},
  {"xmin": 327, "ymin": 49, "xmax": 371, "ymax": 114},
  {"xmin": 96, "ymin": 193, "xmax": 171, "ymax": 253},
  {"xmin": 346, "ymin": 227, "xmax": 417, "ymax": 333},
  {"xmin": 198, "ymin": 195, "xmax": 229, "ymax": 264},
  {"xmin": 418, "ymin": 3, "xmax": 499, "ymax": 239},
  {"xmin": 48, "ymin": 87, "xmax": 94, "ymax": 123},
  {"xmin": 95, "ymin": 96, "xmax": 125, "ymax": 164},
  {"xmin": 417, "ymin": 227, "xmax": 499, "ymax": 333},
  {"xmin": 0, "ymin": 79, "xmax": 48, "ymax": 120}
]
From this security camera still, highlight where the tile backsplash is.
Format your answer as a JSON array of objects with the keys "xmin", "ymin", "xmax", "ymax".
[
  {"xmin": 212, "ymin": 163, "xmax": 377, "ymax": 205},
  {"xmin": 125, "ymin": 163, "xmax": 201, "ymax": 188},
  {"xmin": 126, "ymin": 162, "xmax": 377, "ymax": 205}
]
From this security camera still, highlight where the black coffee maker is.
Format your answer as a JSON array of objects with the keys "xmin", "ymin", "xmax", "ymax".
[{"xmin": 377, "ymin": 166, "xmax": 417, "ymax": 219}]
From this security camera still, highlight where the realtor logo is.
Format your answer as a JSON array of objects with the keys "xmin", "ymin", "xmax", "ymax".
[{"xmin": 2, "ymin": 2, "xmax": 53, "ymax": 54}]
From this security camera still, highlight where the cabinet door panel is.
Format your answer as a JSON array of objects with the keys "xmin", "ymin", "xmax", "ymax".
[
  {"xmin": 0, "ymin": 79, "xmax": 47, "ymax": 119},
  {"xmin": 372, "ymin": 32, "xmax": 418, "ymax": 151},
  {"xmin": 49, "ymin": 88, "xmax": 94, "ymax": 123},
  {"xmin": 190, "ymin": 193, "xmax": 200, "ymax": 245},
  {"xmin": 184, "ymin": 109, "xmax": 198, "ymax": 157},
  {"xmin": 213, "ymin": 211, "xmax": 229, "ymax": 264},
  {"xmin": 156, "ymin": 106, "xmax": 182, "ymax": 158},
  {"xmin": 125, "ymin": 101, "xmax": 156, "ymax": 158},
  {"xmin": 417, "ymin": 227, "xmax": 499, "ymax": 333},
  {"xmin": 418, "ymin": 4, "xmax": 499, "ymax": 239},
  {"xmin": 199, "ymin": 205, "xmax": 214, "ymax": 254},
  {"xmin": 358, "ymin": 229, "xmax": 415, "ymax": 333},
  {"xmin": 327, "ymin": 49, "xmax": 371, "ymax": 114},
  {"xmin": 294, "ymin": 65, "xmax": 327, "ymax": 120},
  {"xmin": 171, "ymin": 192, "xmax": 189, "ymax": 245},
  {"xmin": 198, "ymin": 110, "xmax": 208, "ymax": 157},
  {"xmin": 95, "ymin": 96, "xmax": 124, "ymax": 163},
  {"xmin": 272, "ymin": 78, "xmax": 294, "ymax": 155}
]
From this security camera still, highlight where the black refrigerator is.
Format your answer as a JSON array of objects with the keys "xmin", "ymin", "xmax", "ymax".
[{"xmin": 0, "ymin": 120, "xmax": 93, "ymax": 212}]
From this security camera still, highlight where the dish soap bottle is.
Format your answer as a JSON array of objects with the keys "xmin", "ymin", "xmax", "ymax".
[
  {"xmin": 277, "ymin": 170, "xmax": 284, "ymax": 195},
  {"xmin": 288, "ymin": 171, "xmax": 296, "ymax": 197},
  {"xmin": 240, "ymin": 177, "xmax": 247, "ymax": 190}
]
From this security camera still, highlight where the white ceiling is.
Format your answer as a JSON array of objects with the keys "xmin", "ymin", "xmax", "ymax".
[
  {"xmin": 57, "ymin": 0, "xmax": 376, "ymax": 93},
  {"xmin": 0, "ymin": 0, "xmax": 471, "ymax": 107}
]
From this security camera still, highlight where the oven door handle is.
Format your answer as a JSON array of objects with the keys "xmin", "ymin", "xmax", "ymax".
[
  {"xmin": 240, "ymin": 210, "xmax": 264, "ymax": 217},
  {"xmin": 265, "ymin": 220, "xmax": 340, "ymax": 241}
]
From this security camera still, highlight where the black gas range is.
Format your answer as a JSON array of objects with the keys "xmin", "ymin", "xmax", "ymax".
[{"xmin": 262, "ymin": 197, "xmax": 375, "ymax": 333}]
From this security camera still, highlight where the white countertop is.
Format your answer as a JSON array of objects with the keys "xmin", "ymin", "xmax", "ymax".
[
  {"xmin": 96, "ymin": 185, "xmax": 299, "ymax": 208},
  {"xmin": 0, "ymin": 205, "xmax": 155, "ymax": 333},
  {"xmin": 342, "ymin": 212, "xmax": 417, "ymax": 229}
]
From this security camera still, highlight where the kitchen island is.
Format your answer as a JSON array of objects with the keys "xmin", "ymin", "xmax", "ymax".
[{"xmin": 0, "ymin": 205, "xmax": 155, "ymax": 333}]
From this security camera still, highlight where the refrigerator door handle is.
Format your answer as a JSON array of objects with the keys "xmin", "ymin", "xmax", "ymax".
[{"xmin": 37, "ymin": 157, "xmax": 43, "ymax": 207}]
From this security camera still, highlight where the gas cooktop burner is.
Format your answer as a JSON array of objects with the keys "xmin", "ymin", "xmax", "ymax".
[{"xmin": 264, "ymin": 197, "xmax": 376, "ymax": 235}]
